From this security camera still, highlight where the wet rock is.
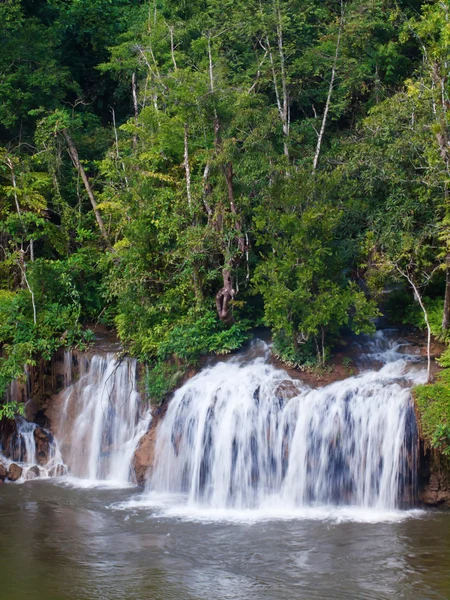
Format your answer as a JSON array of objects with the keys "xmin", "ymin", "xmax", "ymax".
[
  {"xmin": 7, "ymin": 463, "xmax": 23, "ymax": 481},
  {"xmin": 420, "ymin": 472, "xmax": 450, "ymax": 507},
  {"xmin": 274, "ymin": 380, "xmax": 302, "ymax": 402},
  {"xmin": 49, "ymin": 463, "xmax": 67, "ymax": 478},
  {"xmin": 25, "ymin": 466, "xmax": 41, "ymax": 480},
  {"xmin": 6, "ymin": 430, "xmax": 23, "ymax": 462},
  {"xmin": 33, "ymin": 427, "xmax": 53, "ymax": 466},
  {"xmin": 133, "ymin": 424, "xmax": 158, "ymax": 486},
  {"xmin": 0, "ymin": 463, "xmax": 7, "ymax": 481}
]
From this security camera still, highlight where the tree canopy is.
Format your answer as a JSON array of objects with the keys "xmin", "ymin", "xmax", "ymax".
[{"xmin": 0, "ymin": 0, "xmax": 449, "ymax": 413}]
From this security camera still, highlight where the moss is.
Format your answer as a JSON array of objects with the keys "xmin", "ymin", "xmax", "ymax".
[{"xmin": 414, "ymin": 369, "xmax": 450, "ymax": 455}]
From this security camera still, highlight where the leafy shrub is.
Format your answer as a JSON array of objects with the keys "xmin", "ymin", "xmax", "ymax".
[
  {"xmin": 157, "ymin": 309, "xmax": 250, "ymax": 363},
  {"xmin": 145, "ymin": 361, "xmax": 186, "ymax": 405},
  {"xmin": 414, "ymin": 369, "xmax": 450, "ymax": 455},
  {"xmin": 272, "ymin": 332, "xmax": 321, "ymax": 370}
]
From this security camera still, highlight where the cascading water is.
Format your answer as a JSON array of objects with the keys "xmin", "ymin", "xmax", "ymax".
[
  {"xmin": 1, "ymin": 370, "xmax": 66, "ymax": 480},
  {"xmin": 57, "ymin": 354, "xmax": 151, "ymax": 484},
  {"xmin": 8, "ymin": 417, "xmax": 38, "ymax": 464},
  {"xmin": 149, "ymin": 333, "xmax": 426, "ymax": 511}
]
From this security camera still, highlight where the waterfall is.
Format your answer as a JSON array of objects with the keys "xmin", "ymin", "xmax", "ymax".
[
  {"xmin": 0, "ymin": 416, "xmax": 65, "ymax": 480},
  {"xmin": 149, "ymin": 333, "xmax": 426, "ymax": 511},
  {"xmin": 56, "ymin": 355, "xmax": 151, "ymax": 484},
  {"xmin": 9, "ymin": 417, "xmax": 38, "ymax": 464}
]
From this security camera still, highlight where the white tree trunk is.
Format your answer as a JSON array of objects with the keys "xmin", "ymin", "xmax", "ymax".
[{"xmin": 312, "ymin": 0, "xmax": 344, "ymax": 172}]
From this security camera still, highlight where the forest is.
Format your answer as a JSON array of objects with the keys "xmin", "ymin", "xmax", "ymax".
[{"xmin": 0, "ymin": 0, "xmax": 449, "ymax": 446}]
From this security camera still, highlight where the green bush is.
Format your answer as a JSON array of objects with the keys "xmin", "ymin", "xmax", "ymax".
[{"xmin": 414, "ymin": 369, "xmax": 450, "ymax": 456}]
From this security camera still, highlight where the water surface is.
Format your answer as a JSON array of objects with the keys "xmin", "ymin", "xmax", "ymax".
[{"xmin": 1, "ymin": 480, "xmax": 450, "ymax": 600}]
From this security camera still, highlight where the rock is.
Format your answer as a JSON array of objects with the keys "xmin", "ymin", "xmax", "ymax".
[
  {"xmin": 33, "ymin": 427, "xmax": 53, "ymax": 466},
  {"xmin": 25, "ymin": 466, "xmax": 40, "ymax": 480},
  {"xmin": 133, "ymin": 424, "xmax": 158, "ymax": 486},
  {"xmin": 7, "ymin": 463, "xmax": 23, "ymax": 482},
  {"xmin": 274, "ymin": 380, "xmax": 302, "ymax": 402},
  {"xmin": 420, "ymin": 472, "xmax": 450, "ymax": 507},
  {"xmin": 49, "ymin": 463, "xmax": 67, "ymax": 478},
  {"xmin": 0, "ymin": 463, "xmax": 7, "ymax": 481}
]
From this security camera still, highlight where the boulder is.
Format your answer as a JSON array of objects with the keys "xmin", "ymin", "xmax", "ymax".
[
  {"xmin": 49, "ymin": 463, "xmax": 67, "ymax": 478},
  {"xmin": 0, "ymin": 463, "xmax": 7, "ymax": 481},
  {"xmin": 33, "ymin": 427, "xmax": 53, "ymax": 466},
  {"xmin": 7, "ymin": 463, "xmax": 23, "ymax": 482},
  {"xmin": 274, "ymin": 380, "xmax": 302, "ymax": 402},
  {"xmin": 25, "ymin": 466, "xmax": 41, "ymax": 480}
]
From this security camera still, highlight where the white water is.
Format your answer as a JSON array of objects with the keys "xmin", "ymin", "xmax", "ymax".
[
  {"xmin": 10, "ymin": 417, "xmax": 37, "ymax": 464},
  {"xmin": 57, "ymin": 355, "xmax": 151, "ymax": 484},
  {"xmin": 148, "ymin": 333, "xmax": 426, "ymax": 514},
  {"xmin": 0, "ymin": 417, "xmax": 65, "ymax": 480}
]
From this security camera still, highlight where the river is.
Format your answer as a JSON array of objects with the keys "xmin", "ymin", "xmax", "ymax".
[
  {"xmin": 2, "ymin": 331, "xmax": 450, "ymax": 599},
  {"xmin": 1, "ymin": 480, "xmax": 450, "ymax": 599}
]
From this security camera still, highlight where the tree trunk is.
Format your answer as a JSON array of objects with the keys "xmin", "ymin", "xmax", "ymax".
[
  {"xmin": 168, "ymin": 24, "xmax": 177, "ymax": 71},
  {"xmin": 224, "ymin": 162, "xmax": 246, "ymax": 253},
  {"xmin": 62, "ymin": 129, "xmax": 113, "ymax": 251},
  {"xmin": 6, "ymin": 157, "xmax": 22, "ymax": 219},
  {"xmin": 132, "ymin": 72, "xmax": 139, "ymax": 149},
  {"xmin": 215, "ymin": 268, "xmax": 235, "ymax": 324},
  {"xmin": 183, "ymin": 123, "xmax": 192, "ymax": 209},
  {"xmin": 18, "ymin": 248, "xmax": 36, "ymax": 326},
  {"xmin": 397, "ymin": 266, "xmax": 431, "ymax": 382},
  {"xmin": 443, "ymin": 255, "xmax": 450, "ymax": 330},
  {"xmin": 312, "ymin": 0, "xmax": 344, "ymax": 172}
]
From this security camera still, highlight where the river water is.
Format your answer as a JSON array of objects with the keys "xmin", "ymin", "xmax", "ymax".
[
  {"xmin": 1, "ymin": 480, "xmax": 450, "ymax": 600},
  {"xmin": 2, "ymin": 332, "xmax": 450, "ymax": 598}
]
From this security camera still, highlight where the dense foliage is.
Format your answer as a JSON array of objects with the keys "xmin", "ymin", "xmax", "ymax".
[{"xmin": 1, "ymin": 0, "xmax": 449, "ymax": 417}]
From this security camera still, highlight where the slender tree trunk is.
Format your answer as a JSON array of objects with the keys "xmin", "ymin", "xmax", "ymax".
[
  {"xmin": 312, "ymin": 0, "xmax": 344, "ymax": 172},
  {"xmin": 18, "ymin": 248, "xmax": 36, "ymax": 326},
  {"xmin": 132, "ymin": 73, "xmax": 139, "ymax": 149},
  {"xmin": 443, "ymin": 254, "xmax": 450, "ymax": 330},
  {"xmin": 275, "ymin": 0, "xmax": 289, "ymax": 158},
  {"xmin": 183, "ymin": 123, "xmax": 192, "ymax": 209},
  {"xmin": 62, "ymin": 129, "xmax": 113, "ymax": 251},
  {"xmin": 207, "ymin": 34, "xmax": 215, "ymax": 93},
  {"xmin": 6, "ymin": 157, "xmax": 22, "ymax": 219},
  {"xmin": 224, "ymin": 162, "xmax": 246, "ymax": 253},
  {"xmin": 321, "ymin": 326, "xmax": 326, "ymax": 366},
  {"xmin": 168, "ymin": 24, "xmax": 177, "ymax": 71},
  {"xmin": 202, "ymin": 163, "xmax": 213, "ymax": 219},
  {"xmin": 397, "ymin": 266, "xmax": 431, "ymax": 382},
  {"xmin": 111, "ymin": 107, "xmax": 129, "ymax": 189},
  {"xmin": 266, "ymin": 35, "xmax": 289, "ymax": 160}
]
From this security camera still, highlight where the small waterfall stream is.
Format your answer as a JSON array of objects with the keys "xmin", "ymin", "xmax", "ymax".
[
  {"xmin": 9, "ymin": 417, "xmax": 38, "ymax": 464},
  {"xmin": 57, "ymin": 355, "xmax": 151, "ymax": 484},
  {"xmin": 148, "ymin": 333, "xmax": 426, "ymax": 511}
]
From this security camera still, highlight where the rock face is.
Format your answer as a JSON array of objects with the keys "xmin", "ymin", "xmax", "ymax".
[
  {"xmin": 0, "ymin": 463, "xmax": 7, "ymax": 481},
  {"xmin": 8, "ymin": 463, "xmax": 23, "ymax": 481},
  {"xmin": 420, "ymin": 472, "xmax": 450, "ymax": 507},
  {"xmin": 132, "ymin": 402, "xmax": 169, "ymax": 487},
  {"xmin": 33, "ymin": 427, "xmax": 52, "ymax": 466},
  {"xmin": 133, "ymin": 423, "xmax": 158, "ymax": 486},
  {"xmin": 418, "ymin": 445, "xmax": 450, "ymax": 507}
]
